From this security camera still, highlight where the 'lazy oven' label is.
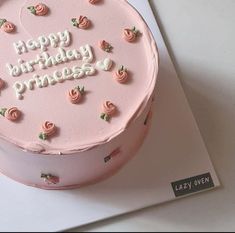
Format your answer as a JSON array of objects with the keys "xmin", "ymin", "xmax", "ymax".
[{"xmin": 171, "ymin": 173, "xmax": 215, "ymax": 197}]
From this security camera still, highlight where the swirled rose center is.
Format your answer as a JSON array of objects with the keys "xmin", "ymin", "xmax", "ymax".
[
  {"xmin": 6, "ymin": 107, "xmax": 21, "ymax": 121},
  {"xmin": 68, "ymin": 89, "xmax": 82, "ymax": 104},
  {"xmin": 78, "ymin": 16, "xmax": 90, "ymax": 29},
  {"xmin": 103, "ymin": 101, "xmax": 116, "ymax": 115},
  {"xmin": 2, "ymin": 22, "xmax": 15, "ymax": 33},
  {"xmin": 42, "ymin": 121, "xmax": 56, "ymax": 136},
  {"xmin": 35, "ymin": 4, "xmax": 48, "ymax": 16}
]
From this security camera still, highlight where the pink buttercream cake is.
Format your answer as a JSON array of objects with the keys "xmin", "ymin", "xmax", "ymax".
[{"xmin": 0, "ymin": 0, "xmax": 158, "ymax": 189}]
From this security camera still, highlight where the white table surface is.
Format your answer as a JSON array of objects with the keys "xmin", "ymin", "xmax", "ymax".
[{"xmin": 72, "ymin": 0, "xmax": 235, "ymax": 232}]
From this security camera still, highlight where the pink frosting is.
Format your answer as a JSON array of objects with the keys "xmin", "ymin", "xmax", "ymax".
[{"xmin": 0, "ymin": 0, "xmax": 158, "ymax": 155}]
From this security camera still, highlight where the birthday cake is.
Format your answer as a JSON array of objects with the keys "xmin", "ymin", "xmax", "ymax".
[{"xmin": 0, "ymin": 0, "xmax": 158, "ymax": 189}]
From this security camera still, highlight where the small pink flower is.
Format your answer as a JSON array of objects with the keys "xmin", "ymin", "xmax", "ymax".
[
  {"xmin": 0, "ymin": 19, "xmax": 15, "ymax": 33},
  {"xmin": 123, "ymin": 27, "xmax": 140, "ymax": 42},
  {"xmin": 35, "ymin": 3, "xmax": 48, "ymax": 16},
  {"xmin": 5, "ymin": 107, "xmax": 21, "ymax": 121},
  {"xmin": 28, "ymin": 3, "xmax": 49, "ymax": 16},
  {"xmin": 114, "ymin": 66, "xmax": 128, "ymax": 84},
  {"xmin": 69, "ymin": 89, "xmax": 82, "ymax": 104},
  {"xmin": 101, "ymin": 101, "xmax": 117, "ymax": 121},
  {"xmin": 71, "ymin": 16, "xmax": 91, "ymax": 29},
  {"xmin": 103, "ymin": 101, "xmax": 116, "ymax": 115},
  {"xmin": 39, "ymin": 121, "xmax": 57, "ymax": 140},
  {"xmin": 99, "ymin": 40, "xmax": 113, "ymax": 53},
  {"xmin": 42, "ymin": 121, "xmax": 56, "ymax": 136},
  {"xmin": 68, "ymin": 86, "xmax": 85, "ymax": 104}
]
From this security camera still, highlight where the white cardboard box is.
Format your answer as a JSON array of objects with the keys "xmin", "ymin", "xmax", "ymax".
[{"xmin": 0, "ymin": 0, "xmax": 220, "ymax": 231}]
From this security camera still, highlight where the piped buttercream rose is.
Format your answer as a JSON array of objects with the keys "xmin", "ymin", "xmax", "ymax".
[
  {"xmin": 42, "ymin": 121, "xmax": 56, "ymax": 136},
  {"xmin": 101, "ymin": 101, "xmax": 117, "ymax": 122},
  {"xmin": 35, "ymin": 3, "xmax": 48, "ymax": 16},
  {"xmin": 71, "ymin": 16, "xmax": 91, "ymax": 29},
  {"xmin": 39, "ymin": 121, "xmax": 57, "ymax": 140},
  {"xmin": 114, "ymin": 66, "xmax": 128, "ymax": 84},
  {"xmin": 0, "ymin": 19, "xmax": 15, "ymax": 33},
  {"xmin": 123, "ymin": 27, "xmax": 140, "ymax": 42},
  {"xmin": 0, "ymin": 107, "xmax": 21, "ymax": 121},
  {"xmin": 28, "ymin": 3, "xmax": 49, "ymax": 16},
  {"xmin": 99, "ymin": 40, "xmax": 113, "ymax": 53},
  {"xmin": 6, "ymin": 107, "xmax": 21, "ymax": 121},
  {"xmin": 68, "ymin": 86, "xmax": 85, "ymax": 104}
]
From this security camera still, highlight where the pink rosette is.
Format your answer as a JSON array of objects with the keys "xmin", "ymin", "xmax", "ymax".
[
  {"xmin": 123, "ymin": 29, "xmax": 136, "ymax": 42},
  {"xmin": 42, "ymin": 121, "xmax": 57, "ymax": 136},
  {"xmin": 78, "ymin": 16, "xmax": 91, "ymax": 29},
  {"xmin": 99, "ymin": 40, "xmax": 107, "ymax": 50},
  {"xmin": 68, "ymin": 89, "xmax": 82, "ymax": 104},
  {"xmin": 102, "ymin": 101, "xmax": 117, "ymax": 116},
  {"xmin": 114, "ymin": 67, "xmax": 128, "ymax": 84},
  {"xmin": 123, "ymin": 27, "xmax": 140, "ymax": 42},
  {"xmin": 5, "ymin": 107, "xmax": 21, "ymax": 121},
  {"xmin": 2, "ymin": 21, "xmax": 15, "ymax": 33},
  {"xmin": 99, "ymin": 40, "xmax": 113, "ymax": 52},
  {"xmin": 35, "ymin": 3, "xmax": 49, "ymax": 16}
]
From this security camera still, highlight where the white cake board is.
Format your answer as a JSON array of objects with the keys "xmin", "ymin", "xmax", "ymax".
[{"xmin": 0, "ymin": 1, "xmax": 220, "ymax": 232}]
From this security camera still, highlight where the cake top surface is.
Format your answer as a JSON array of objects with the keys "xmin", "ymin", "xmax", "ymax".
[{"xmin": 0, "ymin": 0, "xmax": 158, "ymax": 155}]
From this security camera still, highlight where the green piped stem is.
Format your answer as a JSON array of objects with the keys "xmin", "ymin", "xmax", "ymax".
[
  {"xmin": 75, "ymin": 86, "xmax": 85, "ymax": 95},
  {"xmin": 132, "ymin": 26, "xmax": 140, "ymax": 36},
  {"xmin": 0, "ymin": 108, "xmax": 7, "ymax": 117},
  {"xmin": 100, "ymin": 113, "xmax": 110, "ymax": 122},
  {"xmin": 0, "ymin": 19, "xmax": 7, "ymax": 28},
  {"xmin": 39, "ymin": 132, "xmax": 48, "ymax": 141},
  {"xmin": 119, "ymin": 66, "xmax": 127, "ymax": 72},
  {"xmin": 71, "ymin": 18, "xmax": 78, "ymax": 27},
  {"xmin": 27, "ymin": 6, "xmax": 36, "ymax": 15}
]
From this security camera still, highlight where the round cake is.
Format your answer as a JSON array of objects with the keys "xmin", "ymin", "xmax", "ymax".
[{"xmin": 0, "ymin": 0, "xmax": 158, "ymax": 189}]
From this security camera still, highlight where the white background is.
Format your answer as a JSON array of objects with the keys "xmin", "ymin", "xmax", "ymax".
[{"xmin": 73, "ymin": 0, "xmax": 235, "ymax": 231}]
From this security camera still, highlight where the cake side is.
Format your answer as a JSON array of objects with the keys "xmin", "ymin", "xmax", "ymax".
[{"xmin": 0, "ymin": 96, "xmax": 154, "ymax": 189}]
